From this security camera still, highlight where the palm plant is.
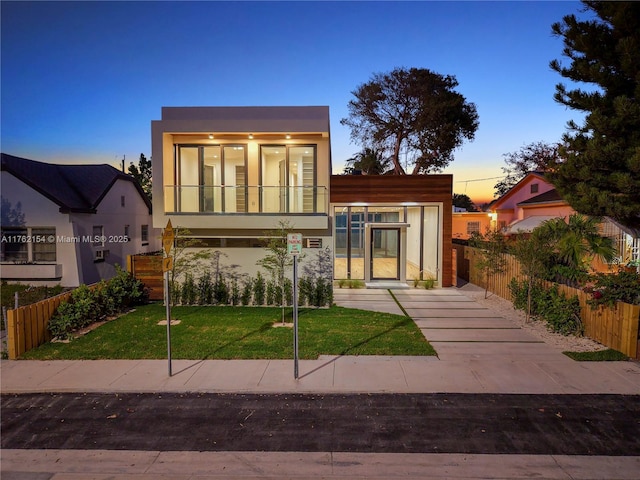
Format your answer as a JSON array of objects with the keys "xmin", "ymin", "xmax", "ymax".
[
  {"xmin": 534, "ymin": 214, "xmax": 615, "ymax": 285},
  {"xmin": 345, "ymin": 147, "xmax": 390, "ymax": 175}
]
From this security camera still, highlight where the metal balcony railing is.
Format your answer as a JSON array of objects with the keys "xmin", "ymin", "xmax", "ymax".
[{"xmin": 164, "ymin": 185, "xmax": 328, "ymax": 214}]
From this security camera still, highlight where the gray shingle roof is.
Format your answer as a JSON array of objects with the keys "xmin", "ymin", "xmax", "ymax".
[{"xmin": 1, "ymin": 153, "xmax": 151, "ymax": 213}]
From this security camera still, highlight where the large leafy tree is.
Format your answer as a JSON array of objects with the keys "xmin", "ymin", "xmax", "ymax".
[
  {"xmin": 548, "ymin": 1, "xmax": 640, "ymax": 228},
  {"xmin": 340, "ymin": 67, "xmax": 479, "ymax": 175},
  {"xmin": 494, "ymin": 141, "xmax": 560, "ymax": 197},
  {"xmin": 128, "ymin": 153, "xmax": 152, "ymax": 200}
]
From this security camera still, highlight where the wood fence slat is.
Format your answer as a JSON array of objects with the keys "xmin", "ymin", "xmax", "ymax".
[{"xmin": 7, "ymin": 310, "xmax": 17, "ymax": 360}]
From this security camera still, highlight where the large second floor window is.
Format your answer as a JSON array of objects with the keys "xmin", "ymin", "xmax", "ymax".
[
  {"xmin": 260, "ymin": 145, "xmax": 316, "ymax": 213},
  {"xmin": 176, "ymin": 145, "xmax": 247, "ymax": 213}
]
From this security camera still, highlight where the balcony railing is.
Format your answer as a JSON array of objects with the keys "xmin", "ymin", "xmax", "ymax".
[{"xmin": 164, "ymin": 185, "xmax": 328, "ymax": 214}]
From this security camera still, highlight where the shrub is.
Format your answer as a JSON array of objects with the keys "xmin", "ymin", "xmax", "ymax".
[
  {"xmin": 283, "ymin": 277, "xmax": 293, "ymax": 306},
  {"xmin": 181, "ymin": 274, "xmax": 197, "ymax": 305},
  {"xmin": 509, "ymin": 279, "xmax": 582, "ymax": 335},
  {"xmin": 197, "ymin": 272, "xmax": 213, "ymax": 305},
  {"xmin": 298, "ymin": 277, "xmax": 313, "ymax": 306},
  {"xmin": 213, "ymin": 272, "xmax": 229, "ymax": 305},
  {"xmin": 48, "ymin": 268, "xmax": 148, "ymax": 340},
  {"xmin": 585, "ymin": 269, "xmax": 640, "ymax": 307},
  {"xmin": 240, "ymin": 278, "xmax": 253, "ymax": 306},
  {"xmin": 253, "ymin": 272, "xmax": 266, "ymax": 305},
  {"xmin": 230, "ymin": 278, "xmax": 240, "ymax": 306},
  {"xmin": 266, "ymin": 279, "xmax": 277, "ymax": 306}
]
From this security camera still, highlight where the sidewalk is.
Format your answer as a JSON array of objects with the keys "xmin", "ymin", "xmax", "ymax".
[{"xmin": 2, "ymin": 287, "xmax": 639, "ymax": 394}]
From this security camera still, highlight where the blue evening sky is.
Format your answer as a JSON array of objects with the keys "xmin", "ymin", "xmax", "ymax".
[{"xmin": 1, "ymin": 1, "xmax": 586, "ymax": 203}]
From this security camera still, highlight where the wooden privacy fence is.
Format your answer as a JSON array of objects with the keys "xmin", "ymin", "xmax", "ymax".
[
  {"xmin": 127, "ymin": 254, "xmax": 163, "ymax": 301},
  {"xmin": 465, "ymin": 246, "xmax": 640, "ymax": 359},
  {"xmin": 6, "ymin": 287, "xmax": 85, "ymax": 360}
]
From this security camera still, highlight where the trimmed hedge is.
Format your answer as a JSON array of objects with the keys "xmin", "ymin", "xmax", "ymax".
[{"xmin": 49, "ymin": 266, "xmax": 147, "ymax": 340}]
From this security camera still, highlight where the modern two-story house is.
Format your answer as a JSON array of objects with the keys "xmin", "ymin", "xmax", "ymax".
[
  {"xmin": 151, "ymin": 106, "xmax": 333, "ymax": 276},
  {"xmin": 151, "ymin": 106, "xmax": 453, "ymax": 287},
  {"xmin": 1, "ymin": 153, "xmax": 160, "ymax": 286}
]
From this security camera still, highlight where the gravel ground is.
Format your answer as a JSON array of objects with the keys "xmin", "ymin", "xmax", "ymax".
[{"xmin": 457, "ymin": 282, "xmax": 608, "ymax": 353}]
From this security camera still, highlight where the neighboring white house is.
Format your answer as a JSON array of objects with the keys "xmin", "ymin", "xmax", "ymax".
[{"xmin": 1, "ymin": 153, "xmax": 160, "ymax": 286}]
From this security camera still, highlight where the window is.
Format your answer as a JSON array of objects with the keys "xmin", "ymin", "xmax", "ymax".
[
  {"xmin": 121, "ymin": 195, "xmax": 126, "ymax": 207},
  {"xmin": 0, "ymin": 227, "xmax": 56, "ymax": 263},
  {"xmin": 530, "ymin": 183, "xmax": 539, "ymax": 194},
  {"xmin": 141, "ymin": 224, "xmax": 149, "ymax": 244},
  {"xmin": 32, "ymin": 228, "xmax": 56, "ymax": 261},
  {"xmin": 1, "ymin": 227, "xmax": 28, "ymax": 262},
  {"xmin": 124, "ymin": 225, "xmax": 130, "ymax": 241},
  {"xmin": 466, "ymin": 221, "xmax": 481, "ymax": 235},
  {"xmin": 180, "ymin": 237, "xmax": 263, "ymax": 248},
  {"xmin": 93, "ymin": 226, "xmax": 104, "ymax": 246},
  {"xmin": 261, "ymin": 145, "xmax": 316, "ymax": 213},
  {"xmin": 176, "ymin": 145, "xmax": 247, "ymax": 213}
]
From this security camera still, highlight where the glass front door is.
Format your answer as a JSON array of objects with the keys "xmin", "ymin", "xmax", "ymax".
[{"xmin": 371, "ymin": 228, "xmax": 400, "ymax": 280}]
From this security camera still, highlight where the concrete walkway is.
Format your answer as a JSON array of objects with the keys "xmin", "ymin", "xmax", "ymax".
[{"xmin": 2, "ymin": 286, "xmax": 639, "ymax": 480}]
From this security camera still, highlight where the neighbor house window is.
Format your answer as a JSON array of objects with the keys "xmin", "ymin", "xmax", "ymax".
[
  {"xmin": 32, "ymin": 228, "xmax": 56, "ymax": 261},
  {"xmin": 141, "ymin": 224, "xmax": 149, "ymax": 245},
  {"xmin": 121, "ymin": 195, "xmax": 126, "ymax": 207},
  {"xmin": 530, "ymin": 183, "xmax": 539, "ymax": 194},
  {"xmin": 466, "ymin": 221, "xmax": 481, "ymax": 235},
  {"xmin": 0, "ymin": 227, "xmax": 56, "ymax": 262},
  {"xmin": 124, "ymin": 225, "xmax": 130, "ymax": 241},
  {"xmin": 0, "ymin": 227, "xmax": 28, "ymax": 262}
]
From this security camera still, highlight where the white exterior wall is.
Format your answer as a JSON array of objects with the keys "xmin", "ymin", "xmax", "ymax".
[
  {"xmin": 69, "ymin": 179, "xmax": 160, "ymax": 285},
  {"xmin": 172, "ymin": 241, "xmax": 333, "ymax": 284},
  {"xmin": 1, "ymin": 171, "xmax": 80, "ymax": 286}
]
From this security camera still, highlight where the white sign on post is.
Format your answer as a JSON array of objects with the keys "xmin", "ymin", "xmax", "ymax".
[
  {"xmin": 286, "ymin": 233, "xmax": 302, "ymax": 379},
  {"xmin": 287, "ymin": 233, "xmax": 303, "ymax": 256}
]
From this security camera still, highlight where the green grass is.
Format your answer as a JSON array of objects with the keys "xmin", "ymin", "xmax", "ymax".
[
  {"xmin": 563, "ymin": 349, "xmax": 629, "ymax": 361},
  {"xmin": 21, "ymin": 304, "xmax": 436, "ymax": 360}
]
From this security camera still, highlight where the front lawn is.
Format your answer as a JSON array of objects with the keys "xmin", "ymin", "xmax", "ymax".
[{"xmin": 21, "ymin": 304, "xmax": 436, "ymax": 360}]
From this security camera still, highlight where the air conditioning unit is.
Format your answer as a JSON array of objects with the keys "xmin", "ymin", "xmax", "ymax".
[
  {"xmin": 305, "ymin": 238, "xmax": 322, "ymax": 249},
  {"xmin": 95, "ymin": 249, "xmax": 109, "ymax": 261}
]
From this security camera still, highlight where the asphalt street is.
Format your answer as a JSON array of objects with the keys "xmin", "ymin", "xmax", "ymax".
[{"xmin": 2, "ymin": 392, "xmax": 639, "ymax": 455}]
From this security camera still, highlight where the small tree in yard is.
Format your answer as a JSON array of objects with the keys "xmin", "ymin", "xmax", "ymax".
[
  {"xmin": 257, "ymin": 220, "xmax": 302, "ymax": 322},
  {"xmin": 469, "ymin": 228, "xmax": 508, "ymax": 299},
  {"xmin": 510, "ymin": 232, "xmax": 553, "ymax": 322}
]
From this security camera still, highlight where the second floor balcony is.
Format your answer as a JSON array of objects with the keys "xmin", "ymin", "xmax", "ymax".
[{"xmin": 164, "ymin": 185, "xmax": 328, "ymax": 215}]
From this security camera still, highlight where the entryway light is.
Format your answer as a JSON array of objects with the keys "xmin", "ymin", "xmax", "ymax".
[
  {"xmin": 209, "ymin": 134, "xmax": 214, "ymax": 139},
  {"xmin": 286, "ymin": 134, "xmax": 291, "ymax": 139},
  {"xmin": 248, "ymin": 134, "xmax": 254, "ymax": 139}
]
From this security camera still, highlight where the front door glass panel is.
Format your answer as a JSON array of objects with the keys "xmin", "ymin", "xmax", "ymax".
[{"xmin": 371, "ymin": 228, "xmax": 400, "ymax": 280}]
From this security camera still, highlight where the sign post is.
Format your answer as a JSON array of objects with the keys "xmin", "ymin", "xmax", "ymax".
[
  {"xmin": 287, "ymin": 233, "xmax": 302, "ymax": 379},
  {"xmin": 162, "ymin": 219, "xmax": 175, "ymax": 377}
]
